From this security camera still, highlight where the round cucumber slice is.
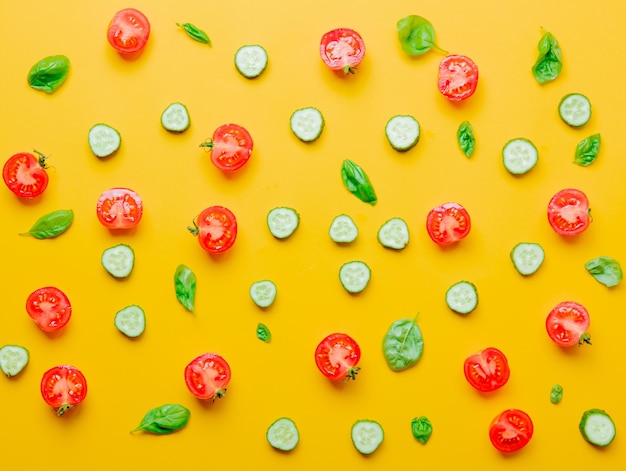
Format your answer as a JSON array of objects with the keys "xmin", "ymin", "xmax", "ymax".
[
  {"xmin": 502, "ymin": 138, "xmax": 538, "ymax": 175},
  {"xmin": 101, "ymin": 243, "xmax": 135, "ymax": 278},
  {"xmin": 377, "ymin": 217, "xmax": 409, "ymax": 250},
  {"xmin": 329, "ymin": 214, "xmax": 358, "ymax": 244},
  {"xmin": 0, "ymin": 345, "xmax": 29, "ymax": 377},
  {"xmin": 88, "ymin": 123, "xmax": 121, "ymax": 158},
  {"xmin": 235, "ymin": 45, "xmax": 268, "ymax": 79},
  {"xmin": 267, "ymin": 207, "xmax": 300, "ymax": 239},
  {"xmin": 351, "ymin": 419, "xmax": 384, "ymax": 455},
  {"xmin": 161, "ymin": 102, "xmax": 190, "ymax": 132},
  {"xmin": 510, "ymin": 242, "xmax": 545, "ymax": 276},
  {"xmin": 114, "ymin": 305, "xmax": 146, "ymax": 338},
  {"xmin": 339, "ymin": 261, "xmax": 371, "ymax": 294},
  {"xmin": 290, "ymin": 107, "xmax": 324, "ymax": 142},
  {"xmin": 445, "ymin": 281, "xmax": 478, "ymax": 315},
  {"xmin": 385, "ymin": 115, "xmax": 420, "ymax": 151},
  {"xmin": 249, "ymin": 280, "xmax": 277, "ymax": 308},
  {"xmin": 266, "ymin": 417, "xmax": 299, "ymax": 451},
  {"xmin": 559, "ymin": 93, "xmax": 591, "ymax": 127}
]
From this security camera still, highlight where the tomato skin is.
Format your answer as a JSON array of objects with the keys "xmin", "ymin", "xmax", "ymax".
[
  {"xmin": 489, "ymin": 409, "xmax": 533, "ymax": 453},
  {"xmin": 546, "ymin": 301, "xmax": 591, "ymax": 347},
  {"xmin": 26, "ymin": 286, "xmax": 72, "ymax": 333},
  {"xmin": 40, "ymin": 365, "xmax": 87, "ymax": 416},
  {"xmin": 426, "ymin": 202, "xmax": 471, "ymax": 246},
  {"xmin": 2, "ymin": 151, "xmax": 49, "ymax": 198},
  {"xmin": 438, "ymin": 55, "xmax": 479, "ymax": 101},
  {"xmin": 463, "ymin": 347, "xmax": 510, "ymax": 392},
  {"xmin": 204, "ymin": 124, "xmax": 253, "ymax": 172},
  {"xmin": 320, "ymin": 28, "xmax": 366, "ymax": 74},
  {"xmin": 96, "ymin": 187, "xmax": 143, "ymax": 229},
  {"xmin": 547, "ymin": 188, "xmax": 591, "ymax": 236},
  {"xmin": 191, "ymin": 206, "xmax": 238, "ymax": 254},
  {"xmin": 107, "ymin": 8, "xmax": 150, "ymax": 55},
  {"xmin": 315, "ymin": 333, "xmax": 361, "ymax": 381},
  {"xmin": 184, "ymin": 353, "xmax": 231, "ymax": 400}
]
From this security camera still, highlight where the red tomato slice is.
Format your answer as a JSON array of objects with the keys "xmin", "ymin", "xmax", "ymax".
[
  {"xmin": 438, "ymin": 55, "xmax": 479, "ymax": 101},
  {"xmin": 2, "ymin": 151, "xmax": 49, "ymax": 198},
  {"xmin": 463, "ymin": 347, "xmax": 510, "ymax": 392},
  {"xmin": 489, "ymin": 409, "xmax": 534, "ymax": 453},
  {"xmin": 189, "ymin": 205, "xmax": 238, "ymax": 254},
  {"xmin": 26, "ymin": 286, "xmax": 72, "ymax": 333},
  {"xmin": 107, "ymin": 8, "xmax": 150, "ymax": 55},
  {"xmin": 426, "ymin": 202, "xmax": 471, "ymax": 246},
  {"xmin": 547, "ymin": 188, "xmax": 591, "ymax": 236},
  {"xmin": 320, "ymin": 28, "xmax": 366, "ymax": 74},
  {"xmin": 96, "ymin": 188, "xmax": 143, "ymax": 229},
  {"xmin": 184, "ymin": 353, "xmax": 231, "ymax": 400},
  {"xmin": 315, "ymin": 333, "xmax": 361, "ymax": 381},
  {"xmin": 40, "ymin": 365, "xmax": 87, "ymax": 416},
  {"xmin": 202, "ymin": 124, "xmax": 253, "ymax": 172},
  {"xmin": 546, "ymin": 301, "xmax": 591, "ymax": 347}
]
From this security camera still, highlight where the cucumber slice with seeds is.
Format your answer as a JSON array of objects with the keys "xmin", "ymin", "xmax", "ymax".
[
  {"xmin": 267, "ymin": 417, "xmax": 299, "ymax": 451},
  {"xmin": 339, "ymin": 261, "xmax": 371, "ymax": 293},
  {"xmin": 559, "ymin": 93, "xmax": 591, "ymax": 127},
  {"xmin": 290, "ymin": 107, "xmax": 325, "ymax": 142},
  {"xmin": 250, "ymin": 280, "xmax": 277, "ymax": 308},
  {"xmin": 267, "ymin": 207, "xmax": 300, "ymax": 239},
  {"xmin": 114, "ymin": 305, "xmax": 146, "ymax": 338},
  {"xmin": 579, "ymin": 409, "xmax": 616, "ymax": 447},
  {"xmin": 502, "ymin": 138, "xmax": 538, "ymax": 175},
  {"xmin": 88, "ymin": 123, "xmax": 121, "ymax": 158},
  {"xmin": 351, "ymin": 420, "xmax": 384, "ymax": 455},
  {"xmin": 101, "ymin": 244, "xmax": 135, "ymax": 278},
  {"xmin": 235, "ymin": 45, "xmax": 268, "ymax": 79},
  {"xmin": 0, "ymin": 345, "xmax": 29, "ymax": 377},
  {"xmin": 329, "ymin": 214, "xmax": 358, "ymax": 244},
  {"xmin": 385, "ymin": 115, "xmax": 420, "ymax": 151},
  {"xmin": 377, "ymin": 217, "xmax": 409, "ymax": 250},
  {"xmin": 510, "ymin": 242, "xmax": 545, "ymax": 276},
  {"xmin": 445, "ymin": 281, "xmax": 478, "ymax": 315},
  {"xmin": 161, "ymin": 102, "xmax": 190, "ymax": 132}
]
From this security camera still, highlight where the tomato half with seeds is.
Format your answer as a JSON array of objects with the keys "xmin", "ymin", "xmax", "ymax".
[
  {"xmin": 188, "ymin": 205, "xmax": 238, "ymax": 254},
  {"xmin": 547, "ymin": 188, "xmax": 591, "ymax": 236},
  {"xmin": 464, "ymin": 347, "xmax": 510, "ymax": 392},
  {"xmin": 107, "ymin": 8, "xmax": 150, "ymax": 55},
  {"xmin": 315, "ymin": 333, "xmax": 361, "ymax": 381},
  {"xmin": 426, "ymin": 202, "xmax": 471, "ymax": 246},
  {"xmin": 40, "ymin": 365, "xmax": 87, "ymax": 416},
  {"xmin": 320, "ymin": 28, "xmax": 366, "ymax": 75},
  {"xmin": 2, "ymin": 151, "xmax": 49, "ymax": 198},
  {"xmin": 96, "ymin": 187, "xmax": 143, "ymax": 229},
  {"xmin": 26, "ymin": 286, "xmax": 72, "ymax": 333},
  {"xmin": 546, "ymin": 301, "xmax": 591, "ymax": 347},
  {"xmin": 200, "ymin": 124, "xmax": 253, "ymax": 172},
  {"xmin": 184, "ymin": 353, "xmax": 231, "ymax": 401},
  {"xmin": 438, "ymin": 54, "xmax": 479, "ymax": 101},
  {"xmin": 489, "ymin": 409, "xmax": 534, "ymax": 453}
]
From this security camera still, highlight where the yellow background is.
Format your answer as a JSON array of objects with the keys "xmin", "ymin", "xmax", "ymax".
[{"xmin": 1, "ymin": 1, "xmax": 625, "ymax": 468}]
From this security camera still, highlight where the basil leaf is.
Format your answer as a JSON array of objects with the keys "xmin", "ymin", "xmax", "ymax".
[
  {"xmin": 457, "ymin": 121, "xmax": 475, "ymax": 157},
  {"xmin": 132, "ymin": 404, "xmax": 190, "ymax": 434},
  {"xmin": 341, "ymin": 159, "xmax": 377, "ymax": 206},
  {"xmin": 176, "ymin": 22, "xmax": 211, "ymax": 45},
  {"xmin": 256, "ymin": 323, "xmax": 271, "ymax": 343},
  {"xmin": 531, "ymin": 30, "xmax": 562, "ymax": 84},
  {"xmin": 550, "ymin": 384, "xmax": 563, "ymax": 404},
  {"xmin": 174, "ymin": 264, "xmax": 196, "ymax": 312},
  {"xmin": 585, "ymin": 256, "xmax": 623, "ymax": 287},
  {"xmin": 396, "ymin": 15, "xmax": 446, "ymax": 56},
  {"xmin": 20, "ymin": 209, "xmax": 73, "ymax": 239},
  {"xmin": 382, "ymin": 317, "xmax": 424, "ymax": 371},
  {"xmin": 27, "ymin": 54, "xmax": 70, "ymax": 93},
  {"xmin": 574, "ymin": 133, "xmax": 601, "ymax": 167},
  {"xmin": 411, "ymin": 416, "xmax": 433, "ymax": 444}
]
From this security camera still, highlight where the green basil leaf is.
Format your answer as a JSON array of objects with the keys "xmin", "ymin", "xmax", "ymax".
[
  {"xmin": 20, "ymin": 209, "xmax": 73, "ymax": 239},
  {"xmin": 341, "ymin": 159, "xmax": 377, "ymax": 206},
  {"xmin": 174, "ymin": 264, "xmax": 196, "ymax": 312},
  {"xmin": 396, "ymin": 15, "xmax": 446, "ymax": 56},
  {"xmin": 531, "ymin": 30, "xmax": 562, "ymax": 84},
  {"xmin": 27, "ymin": 54, "xmax": 70, "ymax": 93},
  {"xmin": 457, "ymin": 121, "xmax": 475, "ymax": 157},
  {"xmin": 574, "ymin": 133, "xmax": 601, "ymax": 167},
  {"xmin": 132, "ymin": 404, "xmax": 190, "ymax": 434},
  {"xmin": 585, "ymin": 256, "xmax": 623, "ymax": 287},
  {"xmin": 176, "ymin": 22, "xmax": 211, "ymax": 45},
  {"xmin": 382, "ymin": 317, "xmax": 424, "ymax": 371},
  {"xmin": 411, "ymin": 416, "xmax": 433, "ymax": 444},
  {"xmin": 256, "ymin": 323, "xmax": 271, "ymax": 343},
  {"xmin": 550, "ymin": 384, "xmax": 563, "ymax": 404}
]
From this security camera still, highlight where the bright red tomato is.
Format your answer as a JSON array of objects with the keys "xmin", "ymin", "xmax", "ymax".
[
  {"xmin": 547, "ymin": 188, "xmax": 591, "ymax": 236},
  {"xmin": 2, "ymin": 151, "xmax": 49, "ymax": 198},
  {"xmin": 464, "ymin": 347, "xmax": 510, "ymax": 392},
  {"xmin": 201, "ymin": 124, "xmax": 253, "ymax": 172},
  {"xmin": 315, "ymin": 333, "xmax": 361, "ymax": 381},
  {"xmin": 426, "ymin": 202, "xmax": 471, "ymax": 246},
  {"xmin": 546, "ymin": 301, "xmax": 591, "ymax": 347},
  {"xmin": 320, "ymin": 28, "xmax": 366, "ymax": 75},
  {"xmin": 438, "ymin": 55, "xmax": 479, "ymax": 101},
  {"xmin": 96, "ymin": 187, "xmax": 143, "ymax": 229},
  {"xmin": 489, "ymin": 409, "xmax": 534, "ymax": 453},
  {"xmin": 40, "ymin": 365, "xmax": 87, "ymax": 416},
  {"xmin": 184, "ymin": 353, "xmax": 231, "ymax": 401},
  {"xmin": 189, "ymin": 205, "xmax": 238, "ymax": 254},
  {"xmin": 107, "ymin": 8, "xmax": 150, "ymax": 55},
  {"xmin": 26, "ymin": 286, "xmax": 72, "ymax": 333}
]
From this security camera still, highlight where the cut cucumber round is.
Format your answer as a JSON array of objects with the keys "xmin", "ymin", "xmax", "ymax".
[
  {"xmin": 579, "ymin": 409, "xmax": 616, "ymax": 447},
  {"xmin": 559, "ymin": 93, "xmax": 591, "ymax": 127},
  {"xmin": 339, "ymin": 261, "xmax": 371, "ymax": 294},
  {"xmin": 267, "ymin": 207, "xmax": 300, "ymax": 239},
  {"xmin": 445, "ymin": 281, "xmax": 478, "ymax": 315},
  {"xmin": 114, "ymin": 305, "xmax": 146, "ymax": 338},
  {"xmin": 502, "ymin": 138, "xmax": 538, "ymax": 175},
  {"xmin": 88, "ymin": 123, "xmax": 121, "ymax": 158},
  {"xmin": 510, "ymin": 242, "xmax": 545, "ymax": 276},
  {"xmin": 290, "ymin": 107, "xmax": 324, "ymax": 142},
  {"xmin": 249, "ymin": 280, "xmax": 277, "ymax": 308},
  {"xmin": 377, "ymin": 217, "xmax": 409, "ymax": 250},
  {"xmin": 385, "ymin": 115, "xmax": 420, "ymax": 151},
  {"xmin": 329, "ymin": 214, "xmax": 358, "ymax": 244},
  {"xmin": 235, "ymin": 45, "xmax": 268, "ymax": 79},
  {"xmin": 0, "ymin": 345, "xmax": 29, "ymax": 377},
  {"xmin": 161, "ymin": 102, "xmax": 190, "ymax": 132},
  {"xmin": 351, "ymin": 419, "xmax": 384, "ymax": 455},
  {"xmin": 101, "ymin": 243, "xmax": 135, "ymax": 278},
  {"xmin": 266, "ymin": 417, "xmax": 299, "ymax": 451}
]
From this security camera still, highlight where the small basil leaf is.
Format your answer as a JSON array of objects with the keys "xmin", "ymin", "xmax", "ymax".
[
  {"xmin": 531, "ymin": 30, "xmax": 562, "ymax": 84},
  {"xmin": 382, "ymin": 317, "xmax": 424, "ymax": 371},
  {"xmin": 411, "ymin": 416, "xmax": 433, "ymax": 444},
  {"xmin": 176, "ymin": 22, "xmax": 211, "ymax": 45},
  {"xmin": 585, "ymin": 256, "xmax": 623, "ymax": 287},
  {"xmin": 550, "ymin": 384, "xmax": 563, "ymax": 404},
  {"xmin": 457, "ymin": 121, "xmax": 475, "ymax": 157},
  {"xmin": 256, "ymin": 323, "xmax": 271, "ymax": 343},
  {"xmin": 132, "ymin": 404, "xmax": 190, "ymax": 434},
  {"xmin": 174, "ymin": 264, "xmax": 196, "ymax": 312},
  {"xmin": 341, "ymin": 159, "xmax": 377, "ymax": 206},
  {"xmin": 396, "ymin": 15, "xmax": 446, "ymax": 56},
  {"xmin": 574, "ymin": 133, "xmax": 601, "ymax": 167},
  {"xmin": 27, "ymin": 54, "xmax": 70, "ymax": 93},
  {"xmin": 20, "ymin": 209, "xmax": 73, "ymax": 239}
]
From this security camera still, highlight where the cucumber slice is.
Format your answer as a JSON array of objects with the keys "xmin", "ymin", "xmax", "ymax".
[
  {"xmin": 88, "ymin": 123, "xmax": 121, "ymax": 158},
  {"xmin": 114, "ymin": 305, "xmax": 146, "ymax": 338},
  {"xmin": 339, "ymin": 261, "xmax": 371, "ymax": 293},
  {"xmin": 559, "ymin": 93, "xmax": 591, "ymax": 127},
  {"xmin": 351, "ymin": 420, "xmax": 384, "ymax": 455},
  {"xmin": 377, "ymin": 217, "xmax": 409, "ymax": 250},
  {"xmin": 161, "ymin": 102, "xmax": 190, "ymax": 132},
  {"xmin": 0, "ymin": 345, "xmax": 29, "ymax": 377},
  {"xmin": 101, "ymin": 244, "xmax": 135, "ymax": 278},
  {"xmin": 385, "ymin": 115, "xmax": 420, "ymax": 151},
  {"xmin": 329, "ymin": 214, "xmax": 358, "ymax": 244},
  {"xmin": 445, "ymin": 281, "xmax": 478, "ymax": 315},
  {"xmin": 267, "ymin": 207, "xmax": 300, "ymax": 239},
  {"xmin": 266, "ymin": 417, "xmax": 299, "ymax": 451},
  {"xmin": 510, "ymin": 242, "xmax": 545, "ymax": 276},
  {"xmin": 502, "ymin": 138, "xmax": 538, "ymax": 175},
  {"xmin": 235, "ymin": 45, "xmax": 268, "ymax": 79},
  {"xmin": 249, "ymin": 280, "xmax": 277, "ymax": 308},
  {"xmin": 579, "ymin": 409, "xmax": 616, "ymax": 447},
  {"xmin": 290, "ymin": 107, "xmax": 324, "ymax": 142}
]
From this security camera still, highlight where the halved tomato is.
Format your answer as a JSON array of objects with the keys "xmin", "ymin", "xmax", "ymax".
[
  {"xmin": 320, "ymin": 28, "xmax": 365, "ymax": 75},
  {"xmin": 314, "ymin": 333, "xmax": 361, "ymax": 381},
  {"xmin": 2, "ymin": 151, "xmax": 49, "ymax": 198},
  {"xmin": 184, "ymin": 353, "xmax": 231, "ymax": 401},
  {"xmin": 188, "ymin": 205, "xmax": 238, "ymax": 254},
  {"xmin": 26, "ymin": 286, "xmax": 72, "ymax": 333},
  {"xmin": 463, "ymin": 347, "xmax": 510, "ymax": 392},
  {"xmin": 107, "ymin": 8, "xmax": 151, "ymax": 55},
  {"xmin": 546, "ymin": 301, "xmax": 591, "ymax": 347},
  {"xmin": 426, "ymin": 202, "xmax": 471, "ymax": 246},
  {"xmin": 547, "ymin": 188, "xmax": 591, "ymax": 236},
  {"xmin": 40, "ymin": 365, "xmax": 87, "ymax": 416},
  {"xmin": 438, "ymin": 55, "xmax": 479, "ymax": 101},
  {"xmin": 200, "ymin": 124, "xmax": 253, "ymax": 172},
  {"xmin": 96, "ymin": 188, "xmax": 143, "ymax": 229},
  {"xmin": 489, "ymin": 409, "xmax": 534, "ymax": 453}
]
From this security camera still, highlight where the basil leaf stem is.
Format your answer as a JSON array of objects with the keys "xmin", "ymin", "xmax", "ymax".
[
  {"xmin": 585, "ymin": 256, "xmax": 623, "ymax": 287},
  {"xmin": 20, "ymin": 209, "xmax": 73, "ymax": 239},
  {"xmin": 132, "ymin": 404, "xmax": 190, "ymax": 434},
  {"xmin": 176, "ymin": 22, "xmax": 211, "ymax": 45},
  {"xmin": 174, "ymin": 264, "xmax": 196, "ymax": 312},
  {"xmin": 341, "ymin": 159, "xmax": 377, "ymax": 205},
  {"xmin": 382, "ymin": 315, "xmax": 424, "ymax": 371},
  {"xmin": 574, "ymin": 133, "xmax": 601, "ymax": 167},
  {"xmin": 27, "ymin": 54, "xmax": 70, "ymax": 93},
  {"xmin": 396, "ymin": 15, "xmax": 447, "ymax": 56},
  {"xmin": 411, "ymin": 416, "xmax": 433, "ymax": 444},
  {"xmin": 256, "ymin": 323, "xmax": 271, "ymax": 343},
  {"xmin": 457, "ymin": 121, "xmax": 475, "ymax": 157},
  {"xmin": 531, "ymin": 29, "xmax": 562, "ymax": 84}
]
